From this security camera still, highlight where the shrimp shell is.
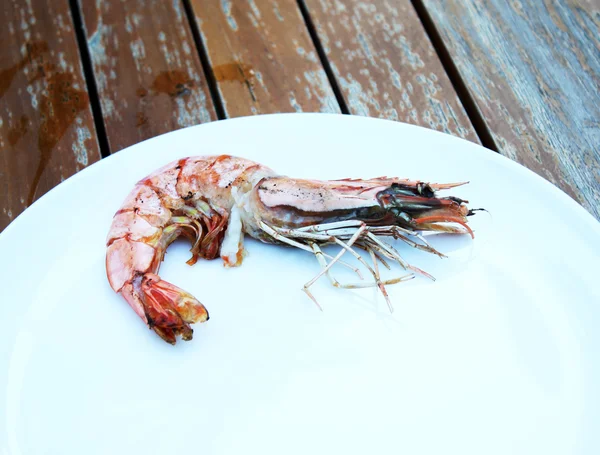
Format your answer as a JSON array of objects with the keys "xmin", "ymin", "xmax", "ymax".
[{"xmin": 106, "ymin": 155, "xmax": 476, "ymax": 344}]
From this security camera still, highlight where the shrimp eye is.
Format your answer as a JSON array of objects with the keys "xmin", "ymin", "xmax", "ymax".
[{"xmin": 417, "ymin": 182, "xmax": 435, "ymax": 198}]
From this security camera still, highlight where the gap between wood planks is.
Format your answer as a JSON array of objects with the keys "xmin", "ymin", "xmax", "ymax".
[
  {"xmin": 410, "ymin": 0, "xmax": 497, "ymax": 151},
  {"xmin": 182, "ymin": 0, "xmax": 227, "ymax": 120},
  {"xmin": 68, "ymin": 0, "xmax": 111, "ymax": 158},
  {"xmin": 296, "ymin": 0, "xmax": 350, "ymax": 115}
]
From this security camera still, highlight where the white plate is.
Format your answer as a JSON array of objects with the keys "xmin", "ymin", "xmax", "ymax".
[{"xmin": 1, "ymin": 114, "xmax": 599, "ymax": 454}]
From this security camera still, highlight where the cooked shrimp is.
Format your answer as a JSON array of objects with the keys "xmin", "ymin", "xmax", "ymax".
[{"xmin": 106, "ymin": 155, "xmax": 477, "ymax": 344}]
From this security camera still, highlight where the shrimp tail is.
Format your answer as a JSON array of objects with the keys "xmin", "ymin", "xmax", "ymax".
[{"xmin": 133, "ymin": 273, "xmax": 209, "ymax": 344}]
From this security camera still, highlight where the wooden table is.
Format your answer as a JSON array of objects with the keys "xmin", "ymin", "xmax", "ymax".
[{"xmin": 1, "ymin": 0, "xmax": 599, "ymax": 231}]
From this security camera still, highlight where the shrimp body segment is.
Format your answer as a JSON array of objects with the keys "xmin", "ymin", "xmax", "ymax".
[{"xmin": 106, "ymin": 155, "xmax": 476, "ymax": 344}]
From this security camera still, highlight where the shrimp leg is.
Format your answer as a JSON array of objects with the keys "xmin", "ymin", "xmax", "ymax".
[
  {"xmin": 260, "ymin": 221, "xmax": 411, "ymax": 312},
  {"xmin": 310, "ymin": 243, "xmax": 412, "ymax": 290},
  {"xmin": 265, "ymin": 222, "xmax": 411, "ymax": 289}
]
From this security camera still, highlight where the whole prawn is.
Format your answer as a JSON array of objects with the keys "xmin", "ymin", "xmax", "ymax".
[{"xmin": 106, "ymin": 155, "xmax": 476, "ymax": 344}]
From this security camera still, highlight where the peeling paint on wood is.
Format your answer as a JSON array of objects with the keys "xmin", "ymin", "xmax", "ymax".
[
  {"xmin": 189, "ymin": 0, "xmax": 341, "ymax": 116},
  {"xmin": 221, "ymin": 0, "xmax": 239, "ymax": 31},
  {"xmin": 0, "ymin": 0, "xmax": 101, "ymax": 231},
  {"xmin": 422, "ymin": 0, "xmax": 600, "ymax": 218},
  {"xmin": 303, "ymin": 0, "xmax": 477, "ymax": 142},
  {"xmin": 78, "ymin": 0, "xmax": 216, "ymax": 152}
]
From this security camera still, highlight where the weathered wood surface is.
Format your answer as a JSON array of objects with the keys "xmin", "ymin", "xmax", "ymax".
[
  {"xmin": 188, "ymin": 0, "xmax": 341, "ymax": 116},
  {"xmin": 77, "ymin": 0, "xmax": 217, "ymax": 153},
  {"xmin": 302, "ymin": 0, "xmax": 478, "ymax": 143},
  {"xmin": 0, "ymin": 0, "xmax": 101, "ymax": 231},
  {"xmin": 421, "ymin": 0, "xmax": 600, "ymax": 218}
]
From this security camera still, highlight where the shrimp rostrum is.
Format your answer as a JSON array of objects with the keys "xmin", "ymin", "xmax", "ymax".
[{"xmin": 106, "ymin": 155, "xmax": 477, "ymax": 344}]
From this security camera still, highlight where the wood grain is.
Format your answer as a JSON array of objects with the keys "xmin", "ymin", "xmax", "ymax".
[
  {"xmin": 188, "ymin": 0, "xmax": 341, "ymax": 116},
  {"xmin": 302, "ymin": 0, "xmax": 478, "ymax": 142},
  {"xmin": 77, "ymin": 0, "xmax": 217, "ymax": 153},
  {"xmin": 0, "ymin": 0, "xmax": 101, "ymax": 231},
  {"xmin": 421, "ymin": 0, "xmax": 600, "ymax": 218}
]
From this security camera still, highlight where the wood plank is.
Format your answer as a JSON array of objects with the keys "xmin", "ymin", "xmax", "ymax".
[
  {"xmin": 188, "ymin": 0, "xmax": 341, "ymax": 117},
  {"xmin": 77, "ymin": 0, "xmax": 217, "ymax": 153},
  {"xmin": 302, "ymin": 0, "xmax": 478, "ymax": 143},
  {"xmin": 421, "ymin": 0, "xmax": 600, "ymax": 218},
  {"xmin": 0, "ymin": 0, "xmax": 101, "ymax": 231}
]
